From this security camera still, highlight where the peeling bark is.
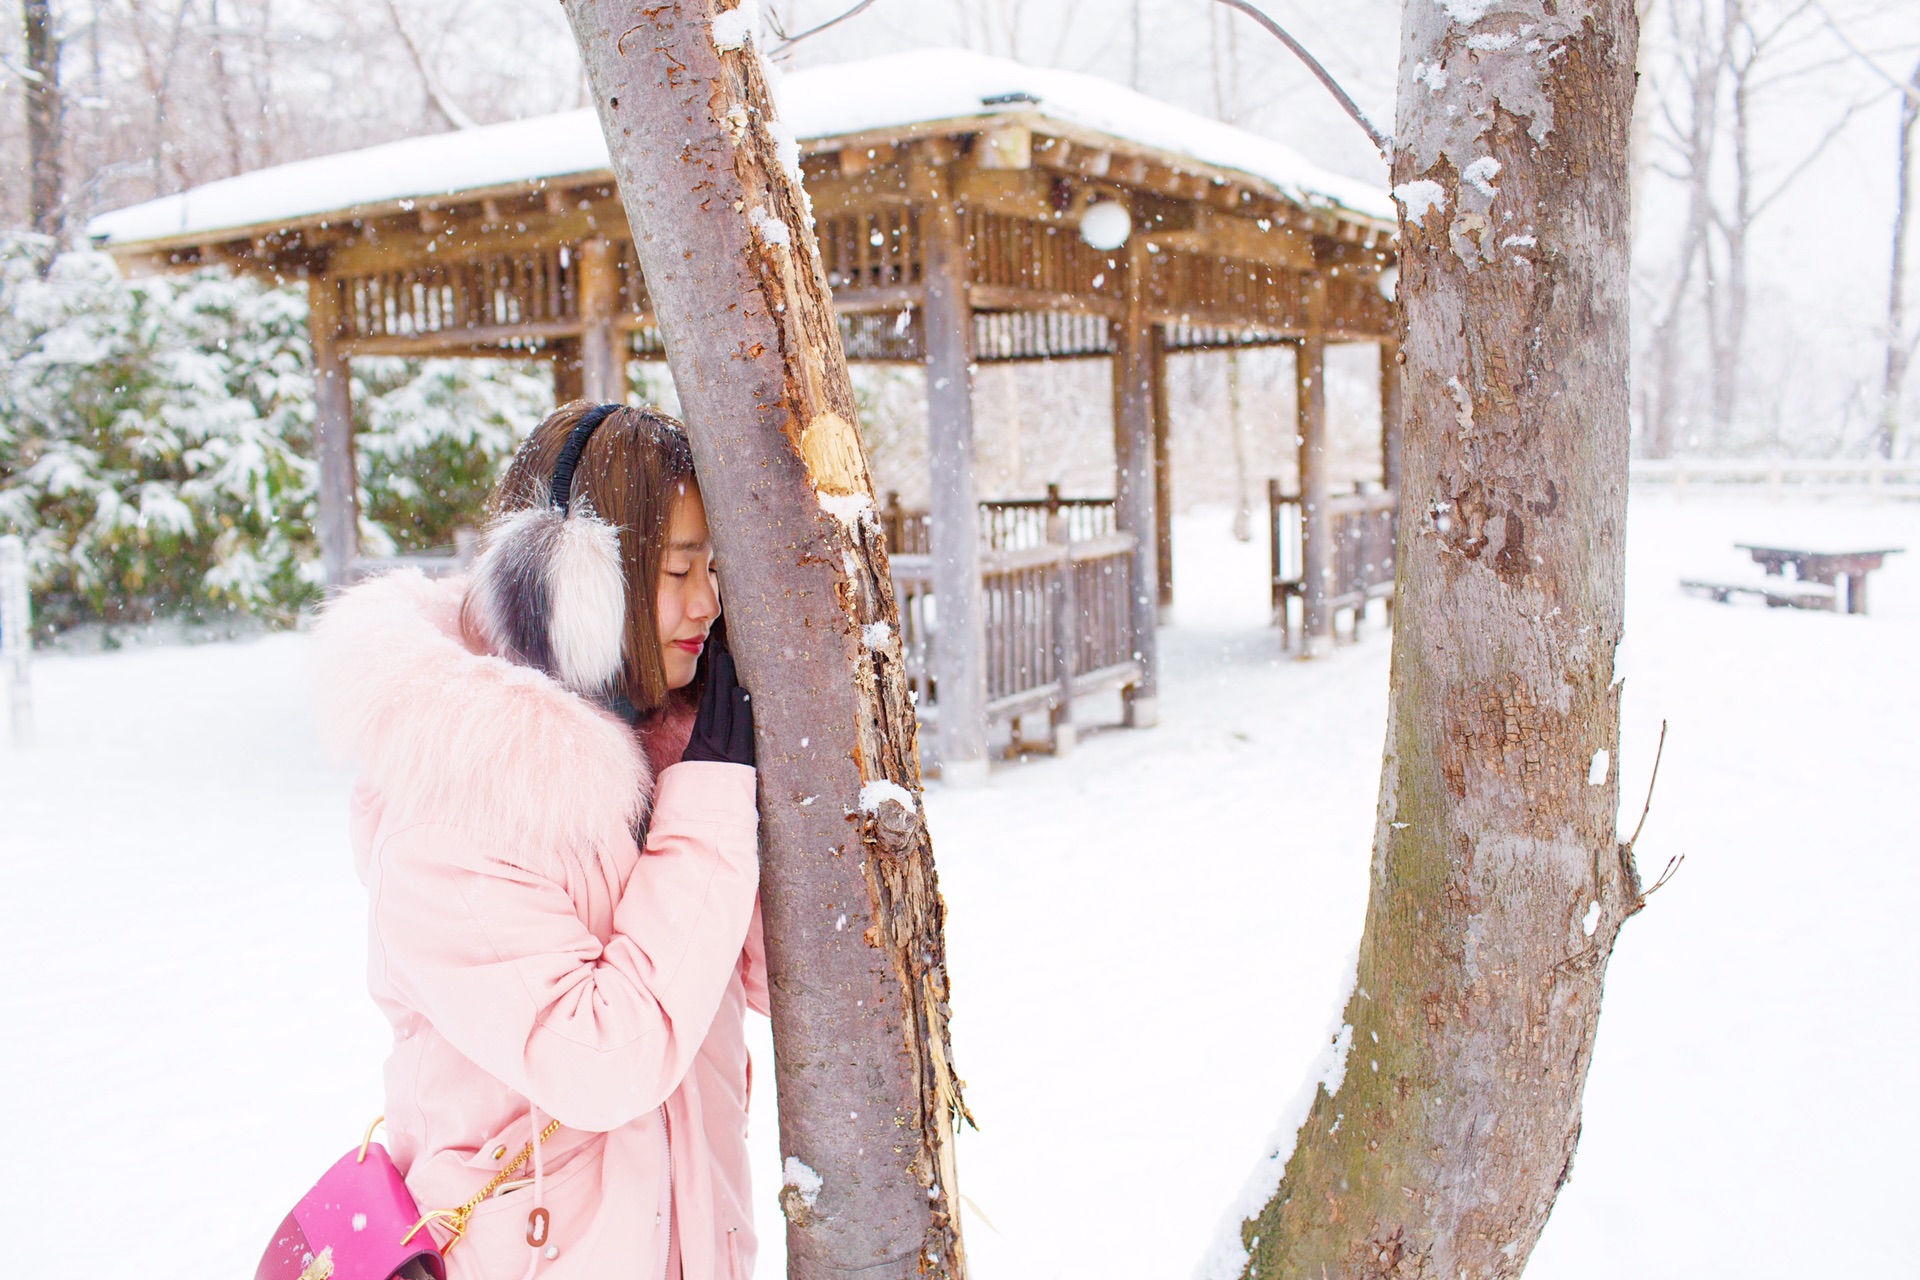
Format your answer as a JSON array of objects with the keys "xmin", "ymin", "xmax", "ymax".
[
  {"xmin": 1234, "ymin": 2, "xmax": 1640, "ymax": 1276},
  {"xmin": 559, "ymin": 4, "xmax": 966, "ymax": 1277}
]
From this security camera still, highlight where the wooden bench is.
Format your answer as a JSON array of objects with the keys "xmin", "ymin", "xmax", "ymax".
[{"xmin": 1680, "ymin": 578, "xmax": 1837, "ymax": 611}]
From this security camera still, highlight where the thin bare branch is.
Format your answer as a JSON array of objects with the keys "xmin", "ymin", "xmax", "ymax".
[
  {"xmin": 1626, "ymin": 720, "xmax": 1668, "ymax": 851},
  {"xmin": 1211, "ymin": 0, "xmax": 1393, "ymax": 159},
  {"xmin": 380, "ymin": 0, "xmax": 477, "ymax": 129},
  {"xmin": 768, "ymin": 0, "xmax": 883, "ymax": 56},
  {"xmin": 1811, "ymin": 0, "xmax": 1920, "ymax": 103},
  {"xmin": 1751, "ymin": 93, "xmax": 1877, "ymax": 218}
]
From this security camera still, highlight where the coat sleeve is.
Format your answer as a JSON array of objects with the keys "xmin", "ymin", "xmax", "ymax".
[
  {"xmin": 741, "ymin": 896, "xmax": 771, "ymax": 1018},
  {"xmin": 368, "ymin": 761, "xmax": 759, "ymax": 1133}
]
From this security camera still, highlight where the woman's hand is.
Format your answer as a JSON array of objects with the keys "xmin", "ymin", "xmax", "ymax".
[{"xmin": 681, "ymin": 636, "xmax": 756, "ymax": 767}]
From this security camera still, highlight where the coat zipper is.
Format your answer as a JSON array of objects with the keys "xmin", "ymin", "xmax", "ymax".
[{"xmin": 658, "ymin": 1104, "xmax": 675, "ymax": 1280}]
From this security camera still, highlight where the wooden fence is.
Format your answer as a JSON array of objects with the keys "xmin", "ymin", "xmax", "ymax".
[
  {"xmin": 1629, "ymin": 459, "xmax": 1920, "ymax": 500},
  {"xmin": 1269, "ymin": 480, "xmax": 1397, "ymax": 648},
  {"xmin": 886, "ymin": 492, "xmax": 1139, "ymax": 752}
]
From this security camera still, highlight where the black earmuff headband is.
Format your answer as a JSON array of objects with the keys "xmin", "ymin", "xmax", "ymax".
[{"xmin": 550, "ymin": 403, "xmax": 623, "ymax": 513}]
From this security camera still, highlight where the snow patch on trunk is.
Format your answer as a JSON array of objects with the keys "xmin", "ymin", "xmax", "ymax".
[
  {"xmin": 749, "ymin": 206, "xmax": 790, "ymax": 246},
  {"xmin": 1195, "ymin": 948, "xmax": 1359, "ymax": 1280},
  {"xmin": 1393, "ymin": 180, "xmax": 1448, "ymax": 221},
  {"xmin": 710, "ymin": 2, "xmax": 757, "ymax": 51},
  {"xmin": 816, "ymin": 491, "xmax": 874, "ymax": 529},
  {"xmin": 859, "ymin": 779, "xmax": 917, "ymax": 814},
  {"xmin": 861, "ymin": 621, "xmax": 892, "ymax": 650}
]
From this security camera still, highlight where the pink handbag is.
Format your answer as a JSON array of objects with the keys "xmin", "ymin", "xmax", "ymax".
[{"xmin": 255, "ymin": 1121, "xmax": 446, "ymax": 1280}]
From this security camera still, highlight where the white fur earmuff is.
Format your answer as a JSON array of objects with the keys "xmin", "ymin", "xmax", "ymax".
[{"xmin": 464, "ymin": 406, "xmax": 628, "ymax": 695}]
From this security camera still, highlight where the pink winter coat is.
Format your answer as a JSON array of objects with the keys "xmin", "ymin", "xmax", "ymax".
[{"xmin": 313, "ymin": 571, "xmax": 766, "ymax": 1280}]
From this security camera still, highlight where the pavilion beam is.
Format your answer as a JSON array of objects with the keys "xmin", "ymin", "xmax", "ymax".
[
  {"xmin": 1151, "ymin": 323, "xmax": 1174, "ymax": 619},
  {"xmin": 578, "ymin": 236, "xmax": 626, "ymax": 402},
  {"xmin": 1297, "ymin": 271, "xmax": 1333, "ymax": 656},
  {"xmin": 1381, "ymin": 335, "xmax": 1404, "ymax": 493},
  {"xmin": 916, "ymin": 146, "xmax": 991, "ymax": 783},
  {"xmin": 1112, "ymin": 229, "xmax": 1161, "ymax": 726},
  {"xmin": 308, "ymin": 274, "xmax": 359, "ymax": 587}
]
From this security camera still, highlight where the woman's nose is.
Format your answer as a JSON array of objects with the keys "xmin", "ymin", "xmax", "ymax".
[{"xmin": 691, "ymin": 572, "xmax": 720, "ymax": 623}]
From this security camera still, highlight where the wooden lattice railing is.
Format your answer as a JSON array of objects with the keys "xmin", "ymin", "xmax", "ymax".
[
  {"xmin": 884, "ymin": 492, "xmax": 1139, "ymax": 748},
  {"xmin": 1269, "ymin": 480, "xmax": 1398, "ymax": 647},
  {"xmin": 880, "ymin": 490, "xmax": 1115, "ymax": 555}
]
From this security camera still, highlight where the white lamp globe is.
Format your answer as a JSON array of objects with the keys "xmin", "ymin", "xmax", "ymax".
[
  {"xmin": 1376, "ymin": 264, "xmax": 1400, "ymax": 302},
  {"xmin": 1079, "ymin": 200, "xmax": 1132, "ymax": 251}
]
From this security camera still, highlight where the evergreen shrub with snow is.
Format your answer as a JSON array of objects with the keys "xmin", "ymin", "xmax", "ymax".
[{"xmin": 0, "ymin": 234, "xmax": 550, "ymax": 634}]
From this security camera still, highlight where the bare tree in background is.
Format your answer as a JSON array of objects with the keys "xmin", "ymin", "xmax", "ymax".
[
  {"xmin": 1639, "ymin": 0, "xmax": 1885, "ymax": 453},
  {"xmin": 1226, "ymin": 0, "xmax": 1646, "ymax": 1273},
  {"xmin": 1876, "ymin": 57, "xmax": 1920, "ymax": 457},
  {"xmin": 561, "ymin": 3, "xmax": 968, "ymax": 1277},
  {"xmin": 24, "ymin": 0, "xmax": 64, "ymax": 240}
]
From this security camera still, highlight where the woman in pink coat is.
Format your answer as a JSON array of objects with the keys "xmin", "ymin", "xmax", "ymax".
[{"xmin": 314, "ymin": 402, "xmax": 766, "ymax": 1280}]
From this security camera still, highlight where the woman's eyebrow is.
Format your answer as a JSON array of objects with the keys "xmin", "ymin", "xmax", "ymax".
[{"xmin": 667, "ymin": 538, "xmax": 711, "ymax": 552}]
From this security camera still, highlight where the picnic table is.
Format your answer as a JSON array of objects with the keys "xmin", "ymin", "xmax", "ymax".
[{"xmin": 1735, "ymin": 543, "xmax": 1904, "ymax": 615}]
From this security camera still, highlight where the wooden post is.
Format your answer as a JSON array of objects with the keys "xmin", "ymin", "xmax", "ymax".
[
  {"xmin": 1044, "ymin": 484, "xmax": 1077, "ymax": 755},
  {"xmin": 915, "ymin": 147, "xmax": 990, "ymax": 784},
  {"xmin": 1151, "ymin": 324, "xmax": 1174, "ymax": 621},
  {"xmin": 308, "ymin": 274, "xmax": 359, "ymax": 587},
  {"xmin": 1, "ymin": 534, "xmax": 32, "ymax": 747},
  {"xmin": 1380, "ymin": 336, "xmax": 1404, "ymax": 494},
  {"xmin": 549, "ymin": 338, "xmax": 586, "ymax": 404},
  {"xmin": 1296, "ymin": 271, "xmax": 1332, "ymax": 657},
  {"xmin": 578, "ymin": 237, "xmax": 626, "ymax": 402},
  {"xmin": 1112, "ymin": 231, "xmax": 1160, "ymax": 726}
]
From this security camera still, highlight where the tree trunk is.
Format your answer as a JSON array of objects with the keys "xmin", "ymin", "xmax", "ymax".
[
  {"xmin": 1645, "ymin": 0, "xmax": 1720, "ymax": 460},
  {"xmin": 24, "ymin": 0, "xmax": 63, "ymax": 241},
  {"xmin": 1231, "ymin": 2, "xmax": 1641, "ymax": 1275},
  {"xmin": 1877, "ymin": 59, "xmax": 1920, "ymax": 460},
  {"xmin": 1709, "ymin": 0, "xmax": 1752, "ymax": 445},
  {"xmin": 558, "ymin": 5, "xmax": 968, "ymax": 1278}
]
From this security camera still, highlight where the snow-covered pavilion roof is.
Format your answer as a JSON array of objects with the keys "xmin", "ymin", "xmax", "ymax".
[{"xmin": 88, "ymin": 47, "xmax": 1392, "ymax": 251}]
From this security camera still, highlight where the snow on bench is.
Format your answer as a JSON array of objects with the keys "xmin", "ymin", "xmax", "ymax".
[{"xmin": 1679, "ymin": 578, "xmax": 1838, "ymax": 611}]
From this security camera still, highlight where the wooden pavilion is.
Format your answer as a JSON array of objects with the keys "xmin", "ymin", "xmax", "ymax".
[{"xmin": 91, "ymin": 48, "xmax": 1400, "ymax": 778}]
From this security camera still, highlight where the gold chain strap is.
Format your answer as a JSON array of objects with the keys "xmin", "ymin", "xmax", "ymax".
[{"xmin": 403, "ymin": 1118, "xmax": 563, "ymax": 1255}]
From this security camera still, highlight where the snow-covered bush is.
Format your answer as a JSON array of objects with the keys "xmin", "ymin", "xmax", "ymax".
[
  {"xmin": 0, "ymin": 234, "xmax": 553, "ymax": 632},
  {"xmin": 0, "ymin": 234, "xmax": 317, "ymax": 629},
  {"xmin": 355, "ymin": 357, "xmax": 550, "ymax": 554}
]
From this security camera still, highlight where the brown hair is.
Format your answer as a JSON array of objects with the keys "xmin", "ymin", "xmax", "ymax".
[{"xmin": 472, "ymin": 399, "xmax": 701, "ymax": 716}]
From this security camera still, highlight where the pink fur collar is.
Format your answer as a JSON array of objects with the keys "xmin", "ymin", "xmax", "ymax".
[{"xmin": 311, "ymin": 570, "xmax": 651, "ymax": 862}]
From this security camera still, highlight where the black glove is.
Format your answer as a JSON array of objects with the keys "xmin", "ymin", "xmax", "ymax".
[{"xmin": 682, "ymin": 637, "xmax": 756, "ymax": 767}]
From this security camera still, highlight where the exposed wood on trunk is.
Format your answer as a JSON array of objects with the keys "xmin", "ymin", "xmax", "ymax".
[
  {"xmin": 308, "ymin": 275, "xmax": 359, "ymax": 586},
  {"xmin": 1111, "ymin": 230, "xmax": 1160, "ymax": 726},
  {"xmin": 559, "ymin": 4, "xmax": 968, "ymax": 1276},
  {"xmin": 1233, "ymin": 1, "xmax": 1640, "ymax": 1274},
  {"xmin": 1294, "ymin": 272, "xmax": 1331, "ymax": 655}
]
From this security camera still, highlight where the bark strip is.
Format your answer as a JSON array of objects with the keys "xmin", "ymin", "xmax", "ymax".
[
  {"xmin": 558, "ymin": 4, "xmax": 967, "ymax": 1276},
  {"xmin": 1235, "ymin": 3, "xmax": 1642, "ymax": 1275}
]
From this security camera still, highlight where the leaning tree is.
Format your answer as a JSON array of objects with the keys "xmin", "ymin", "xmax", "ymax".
[{"xmin": 560, "ymin": 3, "xmax": 968, "ymax": 1278}]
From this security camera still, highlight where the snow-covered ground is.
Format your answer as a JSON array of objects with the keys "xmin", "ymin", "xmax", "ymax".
[{"xmin": 3, "ymin": 491, "xmax": 1915, "ymax": 1279}]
